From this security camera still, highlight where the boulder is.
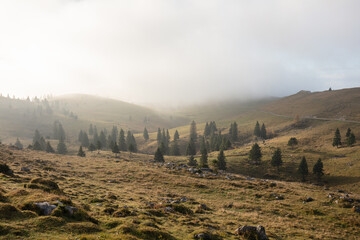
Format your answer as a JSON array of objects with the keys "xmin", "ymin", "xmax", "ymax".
[
  {"xmin": 35, "ymin": 202, "xmax": 57, "ymax": 216},
  {"xmin": 194, "ymin": 232, "xmax": 212, "ymax": 240},
  {"xmin": 235, "ymin": 225, "xmax": 269, "ymax": 240}
]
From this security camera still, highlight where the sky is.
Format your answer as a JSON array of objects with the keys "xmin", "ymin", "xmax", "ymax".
[{"xmin": 0, "ymin": 0, "xmax": 360, "ymax": 106}]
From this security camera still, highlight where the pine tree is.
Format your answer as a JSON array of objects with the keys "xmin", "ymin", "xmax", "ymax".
[
  {"xmin": 249, "ymin": 143, "xmax": 262, "ymax": 165},
  {"xmin": 143, "ymin": 127, "xmax": 149, "ymax": 141},
  {"xmin": 45, "ymin": 141, "xmax": 55, "ymax": 153},
  {"xmin": 229, "ymin": 122, "xmax": 238, "ymax": 142},
  {"xmin": 33, "ymin": 141, "xmax": 42, "ymax": 151},
  {"xmin": 166, "ymin": 129, "xmax": 170, "ymax": 142},
  {"xmin": 126, "ymin": 131, "xmax": 137, "ymax": 153},
  {"xmin": 199, "ymin": 137, "xmax": 208, "ymax": 168},
  {"xmin": 96, "ymin": 140, "xmax": 102, "ymax": 150},
  {"xmin": 260, "ymin": 123, "xmax": 267, "ymax": 139},
  {"xmin": 186, "ymin": 138, "xmax": 196, "ymax": 156},
  {"xmin": 14, "ymin": 138, "xmax": 23, "ymax": 149},
  {"xmin": 58, "ymin": 123, "xmax": 66, "ymax": 140},
  {"xmin": 81, "ymin": 132, "xmax": 90, "ymax": 148},
  {"xmin": 347, "ymin": 133, "xmax": 356, "ymax": 146},
  {"xmin": 174, "ymin": 130, "xmax": 180, "ymax": 141},
  {"xmin": 77, "ymin": 146, "xmax": 85, "ymax": 157},
  {"xmin": 111, "ymin": 126, "xmax": 118, "ymax": 143},
  {"xmin": 154, "ymin": 147, "xmax": 164, "ymax": 162},
  {"xmin": 99, "ymin": 131, "xmax": 107, "ymax": 149},
  {"xmin": 33, "ymin": 129, "xmax": 41, "ymax": 146},
  {"xmin": 346, "ymin": 128, "xmax": 351, "ymax": 138},
  {"xmin": 204, "ymin": 122, "xmax": 210, "ymax": 137},
  {"xmin": 217, "ymin": 149, "xmax": 226, "ymax": 170},
  {"xmin": 170, "ymin": 140, "xmax": 181, "ymax": 156},
  {"xmin": 254, "ymin": 121, "xmax": 261, "ymax": 137},
  {"xmin": 187, "ymin": 155, "xmax": 197, "ymax": 167},
  {"xmin": 157, "ymin": 128, "xmax": 162, "ymax": 144},
  {"xmin": 332, "ymin": 128, "xmax": 342, "ymax": 147},
  {"xmin": 298, "ymin": 156, "xmax": 309, "ymax": 181},
  {"xmin": 313, "ymin": 158, "xmax": 324, "ymax": 180},
  {"xmin": 93, "ymin": 128, "xmax": 99, "ymax": 145},
  {"xmin": 118, "ymin": 129, "xmax": 127, "ymax": 151},
  {"xmin": 57, "ymin": 137, "xmax": 67, "ymax": 155},
  {"xmin": 78, "ymin": 130, "xmax": 84, "ymax": 142},
  {"xmin": 39, "ymin": 137, "xmax": 46, "ymax": 151},
  {"xmin": 112, "ymin": 142, "xmax": 120, "ymax": 155},
  {"xmin": 89, "ymin": 124, "xmax": 94, "ymax": 135},
  {"xmin": 190, "ymin": 120, "xmax": 197, "ymax": 141},
  {"xmin": 88, "ymin": 143, "xmax": 96, "ymax": 151},
  {"xmin": 271, "ymin": 148, "xmax": 282, "ymax": 171}
]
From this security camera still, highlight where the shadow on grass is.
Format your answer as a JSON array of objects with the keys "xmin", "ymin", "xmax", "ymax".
[{"xmin": 325, "ymin": 175, "xmax": 360, "ymax": 187}]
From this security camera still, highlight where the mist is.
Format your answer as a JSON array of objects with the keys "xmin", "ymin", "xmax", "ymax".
[{"xmin": 1, "ymin": 0, "xmax": 359, "ymax": 105}]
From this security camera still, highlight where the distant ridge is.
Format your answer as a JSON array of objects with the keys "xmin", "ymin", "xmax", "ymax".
[{"xmin": 261, "ymin": 87, "xmax": 360, "ymax": 121}]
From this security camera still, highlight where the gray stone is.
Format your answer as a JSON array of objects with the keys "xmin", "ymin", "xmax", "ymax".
[
  {"xmin": 235, "ymin": 225, "xmax": 269, "ymax": 240},
  {"xmin": 35, "ymin": 202, "xmax": 57, "ymax": 215}
]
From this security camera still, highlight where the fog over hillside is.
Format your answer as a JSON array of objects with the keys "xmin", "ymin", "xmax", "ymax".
[{"xmin": 1, "ymin": 0, "xmax": 360, "ymax": 106}]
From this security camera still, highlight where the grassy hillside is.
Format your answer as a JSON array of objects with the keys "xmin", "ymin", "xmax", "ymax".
[
  {"xmin": 1, "ymin": 145, "xmax": 359, "ymax": 239},
  {"xmin": 261, "ymin": 88, "xmax": 360, "ymax": 121}
]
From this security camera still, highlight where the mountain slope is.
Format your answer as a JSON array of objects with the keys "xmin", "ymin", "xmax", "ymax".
[{"xmin": 261, "ymin": 88, "xmax": 360, "ymax": 121}]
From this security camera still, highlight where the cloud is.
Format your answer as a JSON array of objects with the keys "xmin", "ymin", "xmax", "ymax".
[{"xmin": 0, "ymin": 0, "xmax": 359, "ymax": 105}]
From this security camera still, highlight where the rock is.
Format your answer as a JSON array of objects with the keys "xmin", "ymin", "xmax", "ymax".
[
  {"xmin": 20, "ymin": 167, "xmax": 31, "ymax": 172},
  {"xmin": 35, "ymin": 202, "xmax": 57, "ymax": 215},
  {"xmin": 352, "ymin": 206, "xmax": 360, "ymax": 213},
  {"xmin": 180, "ymin": 197, "xmax": 188, "ymax": 203},
  {"xmin": 65, "ymin": 206, "xmax": 78, "ymax": 215},
  {"xmin": 235, "ymin": 225, "xmax": 269, "ymax": 240},
  {"xmin": 304, "ymin": 197, "xmax": 314, "ymax": 203},
  {"xmin": 194, "ymin": 232, "xmax": 211, "ymax": 240}
]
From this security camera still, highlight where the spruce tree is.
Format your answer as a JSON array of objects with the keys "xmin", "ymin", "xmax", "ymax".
[
  {"xmin": 313, "ymin": 158, "xmax": 324, "ymax": 180},
  {"xmin": 186, "ymin": 138, "xmax": 196, "ymax": 156},
  {"xmin": 39, "ymin": 137, "xmax": 46, "ymax": 151},
  {"xmin": 53, "ymin": 121, "xmax": 59, "ymax": 139},
  {"xmin": 118, "ymin": 129, "xmax": 127, "ymax": 151},
  {"xmin": 287, "ymin": 137, "xmax": 298, "ymax": 148},
  {"xmin": 254, "ymin": 121, "xmax": 261, "ymax": 137},
  {"xmin": 93, "ymin": 128, "xmax": 99, "ymax": 145},
  {"xmin": 190, "ymin": 120, "xmax": 197, "ymax": 141},
  {"xmin": 15, "ymin": 138, "xmax": 23, "ymax": 149},
  {"xmin": 174, "ymin": 130, "xmax": 180, "ymax": 141},
  {"xmin": 170, "ymin": 140, "xmax": 181, "ymax": 156},
  {"xmin": 249, "ymin": 143, "xmax": 262, "ymax": 165},
  {"xmin": 229, "ymin": 122, "xmax": 238, "ymax": 142},
  {"xmin": 58, "ymin": 123, "xmax": 66, "ymax": 140},
  {"xmin": 260, "ymin": 123, "xmax": 267, "ymax": 139},
  {"xmin": 157, "ymin": 128, "xmax": 162, "ymax": 144},
  {"xmin": 81, "ymin": 132, "xmax": 90, "ymax": 148},
  {"xmin": 346, "ymin": 128, "xmax": 351, "ymax": 138},
  {"xmin": 199, "ymin": 137, "xmax": 208, "ymax": 168},
  {"xmin": 57, "ymin": 137, "xmax": 67, "ymax": 155},
  {"xmin": 143, "ymin": 127, "xmax": 149, "ymax": 141},
  {"xmin": 217, "ymin": 149, "xmax": 226, "ymax": 170},
  {"xmin": 77, "ymin": 146, "xmax": 85, "ymax": 157},
  {"xmin": 45, "ymin": 141, "xmax": 55, "ymax": 153},
  {"xmin": 96, "ymin": 140, "xmax": 102, "ymax": 150},
  {"xmin": 99, "ymin": 131, "xmax": 107, "ymax": 149},
  {"xmin": 332, "ymin": 128, "xmax": 342, "ymax": 147},
  {"xmin": 166, "ymin": 129, "xmax": 170, "ymax": 142},
  {"xmin": 298, "ymin": 156, "xmax": 309, "ymax": 181},
  {"xmin": 204, "ymin": 122, "xmax": 210, "ymax": 137},
  {"xmin": 112, "ymin": 142, "xmax": 120, "ymax": 155},
  {"xmin": 271, "ymin": 148, "xmax": 282, "ymax": 171},
  {"xmin": 347, "ymin": 133, "xmax": 356, "ymax": 146},
  {"xmin": 88, "ymin": 143, "xmax": 96, "ymax": 151},
  {"xmin": 154, "ymin": 147, "xmax": 164, "ymax": 162},
  {"xmin": 33, "ymin": 141, "xmax": 42, "ymax": 151},
  {"xmin": 78, "ymin": 130, "xmax": 84, "ymax": 142},
  {"xmin": 111, "ymin": 126, "xmax": 118, "ymax": 143},
  {"xmin": 187, "ymin": 155, "xmax": 197, "ymax": 167},
  {"xmin": 33, "ymin": 129, "xmax": 41, "ymax": 146}
]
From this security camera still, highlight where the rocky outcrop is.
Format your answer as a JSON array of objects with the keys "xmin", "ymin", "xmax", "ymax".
[{"xmin": 235, "ymin": 225, "xmax": 269, "ymax": 240}]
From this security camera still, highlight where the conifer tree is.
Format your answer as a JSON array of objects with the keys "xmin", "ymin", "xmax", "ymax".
[
  {"xmin": 260, "ymin": 123, "xmax": 267, "ymax": 139},
  {"xmin": 287, "ymin": 137, "xmax": 298, "ymax": 148},
  {"xmin": 174, "ymin": 130, "xmax": 180, "ymax": 141},
  {"xmin": 271, "ymin": 148, "xmax": 282, "ymax": 171},
  {"xmin": 217, "ymin": 149, "xmax": 226, "ymax": 170},
  {"xmin": 77, "ymin": 146, "xmax": 85, "ymax": 157},
  {"xmin": 186, "ymin": 138, "xmax": 196, "ymax": 156},
  {"xmin": 88, "ymin": 143, "xmax": 96, "ymax": 151},
  {"xmin": 143, "ymin": 127, "xmax": 149, "ymax": 141},
  {"xmin": 112, "ymin": 142, "xmax": 120, "ymax": 155},
  {"xmin": 96, "ymin": 140, "xmax": 102, "ymax": 150},
  {"xmin": 81, "ymin": 132, "xmax": 90, "ymax": 148},
  {"xmin": 347, "ymin": 133, "xmax": 356, "ymax": 146},
  {"xmin": 298, "ymin": 156, "xmax": 309, "ymax": 181},
  {"xmin": 45, "ymin": 141, "xmax": 55, "ymax": 153},
  {"xmin": 93, "ymin": 128, "xmax": 99, "ymax": 145},
  {"xmin": 166, "ymin": 129, "xmax": 170, "ymax": 142},
  {"xmin": 313, "ymin": 158, "xmax": 324, "ymax": 180},
  {"xmin": 199, "ymin": 137, "xmax": 208, "ymax": 168},
  {"xmin": 170, "ymin": 140, "xmax": 181, "ymax": 156},
  {"xmin": 118, "ymin": 129, "xmax": 127, "ymax": 151},
  {"xmin": 332, "ymin": 128, "xmax": 342, "ymax": 147},
  {"xmin": 33, "ymin": 141, "xmax": 42, "ymax": 151},
  {"xmin": 229, "ymin": 122, "xmax": 238, "ymax": 142},
  {"xmin": 187, "ymin": 155, "xmax": 197, "ymax": 167},
  {"xmin": 78, "ymin": 130, "xmax": 84, "ymax": 142},
  {"xmin": 58, "ymin": 123, "xmax": 66, "ymax": 140},
  {"xmin": 157, "ymin": 128, "xmax": 162, "ymax": 144},
  {"xmin": 57, "ymin": 137, "xmax": 67, "ymax": 155},
  {"xmin": 204, "ymin": 122, "xmax": 210, "ymax": 137},
  {"xmin": 39, "ymin": 137, "xmax": 46, "ymax": 151},
  {"xmin": 346, "ymin": 128, "xmax": 351, "ymax": 138},
  {"xmin": 154, "ymin": 147, "xmax": 164, "ymax": 162},
  {"xmin": 111, "ymin": 126, "xmax": 118, "ymax": 143},
  {"xmin": 190, "ymin": 120, "xmax": 197, "ymax": 141},
  {"xmin": 33, "ymin": 129, "xmax": 41, "ymax": 146},
  {"xmin": 249, "ymin": 143, "xmax": 262, "ymax": 165},
  {"xmin": 15, "ymin": 138, "xmax": 23, "ymax": 149},
  {"xmin": 254, "ymin": 121, "xmax": 261, "ymax": 137},
  {"xmin": 99, "ymin": 131, "xmax": 107, "ymax": 149}
]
